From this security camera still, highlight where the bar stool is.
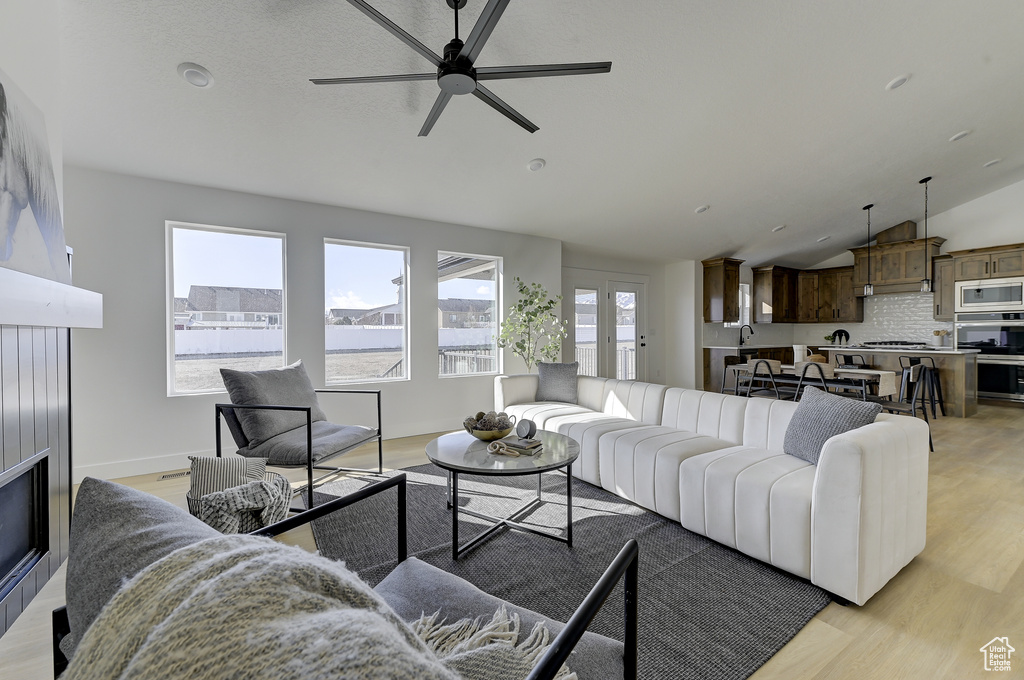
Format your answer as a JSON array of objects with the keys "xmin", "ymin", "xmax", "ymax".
[
  {"xmin": 878, "ymin": 363, "xmax": 933, "ymax": 451},
  {"xmin": 898, "ymin": 356, "xmax": 945, "ymax": 417},
  {"xmin": 835, "ymin": 353, "xmax": 869, "ymax": 369}
]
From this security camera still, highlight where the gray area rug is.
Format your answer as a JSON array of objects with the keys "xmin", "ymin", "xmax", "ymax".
[{"xmin": 311, "ymin": 464, "xmax": 830, "ymax": 680}]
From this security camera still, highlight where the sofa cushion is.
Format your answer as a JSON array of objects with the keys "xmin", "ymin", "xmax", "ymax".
[
  {"xmin": 597, "ymin": 426, "xmax": 735, "ymax": 521},
  {"xmin": 376, "ymin": 557, "xmax": 623, "ymax": 680},
  {"xmin": 220, "ymin": 360, "xmax": 327, "ymax": 447},
  {"xmin": 242, "ymin": 419, "xmax": 378, "ymax": 466},
  {"xmin": 535, "ymin": 361, "xmax": 580, "ymax": 403},
  {"xmin": 62, "ymin": 478, "xmax": 222, "ymax": 659},
  {"xmin": 784, "ymin": 387, "xmax": 882, "ymax": 464}
]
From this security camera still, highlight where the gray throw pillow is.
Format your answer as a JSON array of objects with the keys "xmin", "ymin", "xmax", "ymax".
[
  {"xmin": 535, "ymin": 361, "xmax": 579, "ymax": 404},
  {"xmin": 783, "ymin": 387, "xmax": 882, "ymax": 464},
  {"xmin": 62, "ymin": 478, "xmax": 221, "ymax": 659},
  {"xmin": 220, "ymin": 360, "xmax": 326, "ymax": 447}
]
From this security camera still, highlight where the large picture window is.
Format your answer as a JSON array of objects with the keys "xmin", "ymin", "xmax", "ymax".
[
  {"xmin": 167, "ymin": 223, "xmax": 286, "ymax": 395},
  {"xmin": 437, "ymin": 252, "xmax": 500, "ymax": 376},
  {"xmin": 324, "ymin": 240, "xmax": 409, "ymax": 383}
]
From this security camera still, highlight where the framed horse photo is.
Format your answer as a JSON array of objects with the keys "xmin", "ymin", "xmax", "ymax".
[{"xmin": 0, "ymin": 67, "xmax": 71, "ymax": 284}]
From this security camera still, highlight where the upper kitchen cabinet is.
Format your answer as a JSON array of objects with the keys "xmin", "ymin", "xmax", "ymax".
[
  {"xmin": 949, "ymin": 244, "xmax": 1024, "ymax": 280},
  {"xmin": 752, "ymin": 265, "xmax": 799, "ymax": 323},
  {"xmin": 933, "ymin": 255, "xmax": 954, "ymax": 321},
  {"xmin": 702, "ymin": 257, "xmax": 743, "ymax": 323},
  {"xmin": 816, "ymin": 266, "xmax": 862, "ymax": 323},
  {"xmin": 797, "ymin": 271, "xmax": 819, "ymax": 323}
]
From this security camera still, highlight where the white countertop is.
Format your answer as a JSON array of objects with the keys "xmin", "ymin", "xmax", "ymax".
[
  {"xmin": 822, "ymin": 346, "xmax": 980, "ymax": 355},
  {"xmin": 704, "ymin": 344, "xmax": 806, "ymax": 350}
]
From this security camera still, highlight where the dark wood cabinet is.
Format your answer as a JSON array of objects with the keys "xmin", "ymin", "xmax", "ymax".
[
  {"xmin": 951, "ymin": 245, "xmax": 1024, "ymax": 280},
  {"xmin": 752, "ymin": 265, "xmax": 798, "ymax": 323},
  {"xmin": 797, "ymin": 271, "xmax": 818, "ymax": 323},
  {"xmin": 933, "ymin": 256, "xmax": 954, "ymax": 320},
  {"xmin": 795, "ymin": 267, "xmax": 861, "ymax": 323},
  {"xmin": 702, "ymin": 257, "xmax": 743, "ymax": 323}
]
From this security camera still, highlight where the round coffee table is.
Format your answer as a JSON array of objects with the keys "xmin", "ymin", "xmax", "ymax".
[{"xmin": 425, "ymin": 430, "xmax": 581, "ymax": 559}]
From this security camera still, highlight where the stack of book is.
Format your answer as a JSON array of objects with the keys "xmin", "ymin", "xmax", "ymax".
[{"xmin": 504, "ymin": 438, "xmax": 543, "ymax": 456}]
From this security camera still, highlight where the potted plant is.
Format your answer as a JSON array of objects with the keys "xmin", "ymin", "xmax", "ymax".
[
  {"xmin": 497, "ymin": 277, "xmax": 568, "ymax": 371},
  {"xmin": 823, "ymin": 334, "xmax": 835, "ymax": 345}
]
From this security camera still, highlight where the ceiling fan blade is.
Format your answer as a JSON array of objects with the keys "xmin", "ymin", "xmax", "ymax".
[
  {"xmin": 472, "ymin": 84, "xmax": 538, "ymax": 133},
  {"xmin": 458, "ymin": 0, "xmax": 511, "ymax": 64},
  {"xmin": 476, "ymin": 61, "xmax": 613, "ymax": 80},
  {"xmin": 419, "ymin": 91, "xmax": 453, "ymax": 137},
  {"xmin": 311, "ymin": 73, "xmax": 436, "ymax": 85},
  {"xmin": 345, "ymin": 0, "xmax": 443, "ymax": 67}
]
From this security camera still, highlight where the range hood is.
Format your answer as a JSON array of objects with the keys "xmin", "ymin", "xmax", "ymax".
[{"xmin": 849, "ymin": 221, "xmax": 945, "ymax": 296}]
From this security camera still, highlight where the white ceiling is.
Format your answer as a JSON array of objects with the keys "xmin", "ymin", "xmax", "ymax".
[{"xmin": 58, "ymin": 0, "xmax": 1024, "ymax": 268}]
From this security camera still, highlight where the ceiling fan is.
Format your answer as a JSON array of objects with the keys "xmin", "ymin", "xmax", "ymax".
[{"xmin": 311, "ymin": 0, "xmax": 612, "ymax": 136}]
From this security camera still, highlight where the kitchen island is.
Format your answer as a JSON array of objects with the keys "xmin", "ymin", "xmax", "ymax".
[{"xmin": 824, "ymin": 347, "xmax": 979, "ymax": 418}]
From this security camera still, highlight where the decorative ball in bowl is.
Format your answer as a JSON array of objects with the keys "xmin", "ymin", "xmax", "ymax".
[{"xmin": 463, "ymin": 410, "xmax": 516, "ymax": 441}]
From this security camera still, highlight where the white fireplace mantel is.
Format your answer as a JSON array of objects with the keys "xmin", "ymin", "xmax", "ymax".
[{"xmin": 0, "ymin": 267, "xmax": 102, "ymax": 328}]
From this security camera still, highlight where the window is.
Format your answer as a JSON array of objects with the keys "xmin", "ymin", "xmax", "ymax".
[
  {"xmin": 324, "ymin": 240, "xmax": 409, "ymax": 383},
  {"xmin": 167, "ymin": 222, "xmax": 285, "ymax": 395},
  {"xmin": 438, "ymin": 252, "xmax": 500, "ymax": 376},
  {"xmin": 724, "ymin": 283, "xmax": 751, "ymax": 328}
]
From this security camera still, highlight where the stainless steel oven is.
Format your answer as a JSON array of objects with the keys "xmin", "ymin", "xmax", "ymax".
[
  {"xmin": 955, "ymin": 311, "xmax": 1024, "ymax": 401},
  {"xmin": 955, "ymin": 277, "xmax": 1024, "ymax": 312}
]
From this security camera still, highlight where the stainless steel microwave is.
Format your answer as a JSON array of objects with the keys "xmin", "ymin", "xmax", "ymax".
[{"xmin": 954, "ymin": 276, "xmax": 1024, "ymax": 312}]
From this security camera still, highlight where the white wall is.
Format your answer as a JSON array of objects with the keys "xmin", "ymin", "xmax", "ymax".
[
  {"xmin": 929, "ymin": 177, "xmax": 1024, "ymax": 251},
  {"xmin": 64, "ymin": 167, "xmax": 562, "ymax": 481},
  {"xmin": 664, "ymin": 260, "xmax": 701, "ymax": 388}
]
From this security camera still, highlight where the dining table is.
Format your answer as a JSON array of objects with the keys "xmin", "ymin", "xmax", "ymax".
[{"xmin": 726, "ymin": 362, "xmax": 898, "ymax": 398}]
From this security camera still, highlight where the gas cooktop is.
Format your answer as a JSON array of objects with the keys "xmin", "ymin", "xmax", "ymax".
[{"xmin": 847, "ymin": 340, "xmax": 930, "ymax": 349}]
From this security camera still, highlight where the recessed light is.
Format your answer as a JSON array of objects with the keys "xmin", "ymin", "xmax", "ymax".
[
  {"xmin": 695, "ymin": 204, "xmax": 710, "ymax": 214},
  {"xmin": 885, "ymin": 74, "xmax": 910, "ymax": 91},
  {"xmin": 983, "ymin": 158, "xmax": 1002, "ymax": 168},
  {"xmin": 949, "ymin": 130, "xmax": 971, "ymax": 142},
  {"xmin": 177, "ymin": 62, "xmax": 213, "ymax": 88},
  {"xmin": 816, "ymin": 235, "xmax": 831, "ymax": 243},
  {"xmin": 771, "ymin": 225, "xmax": 786, "ymax": 233},
  {"xmin": 527, "ymin": 158, "xmax": 546, "ymax": 172}
]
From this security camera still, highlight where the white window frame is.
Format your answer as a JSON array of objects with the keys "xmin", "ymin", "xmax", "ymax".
[
  {"xmin": 324, "ymin": 238, "xmax": 410, "ymax": 385},
  {"xmin": 437, "ymin": 251, "xmax": 502, "ymax": 378},
  {"xmin": 165, "ymin": 221, "xmax": 287, "ymax": 396}
]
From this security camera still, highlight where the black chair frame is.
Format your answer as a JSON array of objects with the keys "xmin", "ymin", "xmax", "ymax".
[
  {"xmin": 215, "ymin": 388, "xmax": 383, "ymax": 510},
  {"xmin": 53, "ymin": 473, "xmax": 639, "ymax": 680},
  {"xmin": 898, "ymin": 356, "xmax": 946, "ymax": 417},
  {"xmin": 879, "ymin": 364, "xmax": 934, "ymax": 451}
]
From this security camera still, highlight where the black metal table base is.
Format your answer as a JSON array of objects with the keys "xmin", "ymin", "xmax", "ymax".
[{"xmin": 446, "ymin": 465, "xmax": 573, "ymax": 559}]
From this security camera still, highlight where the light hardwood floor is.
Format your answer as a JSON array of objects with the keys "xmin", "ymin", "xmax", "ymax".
[{"xmin": 1, "ymin": 408, "xmax": 1022, "ymax": 679}]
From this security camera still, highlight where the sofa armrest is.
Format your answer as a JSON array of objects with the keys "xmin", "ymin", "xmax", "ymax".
[
  {"xmin": 495, "ymin": 374, "xmax": 540, "ymax": 411},
  {"xmin": 810, "ymin": 415, "xmax": 929, "ymax": 605}
]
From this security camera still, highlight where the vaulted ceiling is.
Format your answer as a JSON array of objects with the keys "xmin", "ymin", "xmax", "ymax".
[{"xmin": 59, "ymin": 0, "xmax": 1024, "ymax": 267}]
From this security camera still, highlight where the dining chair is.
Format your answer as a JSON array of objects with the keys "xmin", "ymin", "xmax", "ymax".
[
  {"xmin": 721, "ymin": 355, "xmax": 744, "ymax": 395},
  {"xmin": 876, "ymin": 363, "xmax": 933, "ymax": 451},
  {"xmin": 793, "ymin": 361, "xmax": 834, "ymax": 400},
  {"xmin": 744, "ymin": 359, "xmax": 787, "ymax": 400}
]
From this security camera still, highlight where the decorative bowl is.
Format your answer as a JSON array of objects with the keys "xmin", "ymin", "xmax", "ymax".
[{"xmin": 469, "ymin": 427, "xmax": 513, "ymax": 441}]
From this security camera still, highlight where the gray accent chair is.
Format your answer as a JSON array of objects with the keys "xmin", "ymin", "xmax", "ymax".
[{"xmin": 215, "ymin": 361, "xmax": 383, "ymax": 508}]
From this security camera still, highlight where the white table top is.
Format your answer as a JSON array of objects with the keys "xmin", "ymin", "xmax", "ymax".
[{"xmin": 425, "ymin": 430, "xmax": 581, "ymax": 475}]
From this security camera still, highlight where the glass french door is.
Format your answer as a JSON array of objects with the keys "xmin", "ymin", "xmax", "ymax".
[
  {"xmin": 573, "ymin": 288, "xmax": 599, "ymax": 376},
  {"xmin": 609, "ymin": 282, "xmax": 646, "ymax": 381}
]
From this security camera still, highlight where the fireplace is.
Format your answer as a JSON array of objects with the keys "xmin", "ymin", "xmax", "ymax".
[{"xmin": 0, "ymin": 461, "xmax": 48, "ymax": 600}]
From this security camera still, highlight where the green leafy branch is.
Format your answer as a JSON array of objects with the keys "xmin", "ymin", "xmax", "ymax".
[{"xmin": 497, "ymin": 277, "xmax": 569, "ymax": 371}]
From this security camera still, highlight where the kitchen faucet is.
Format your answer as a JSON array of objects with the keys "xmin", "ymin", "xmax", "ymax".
[{"xmin": 739, "ymin": 324, "xmax": 754, "ymax": 346}]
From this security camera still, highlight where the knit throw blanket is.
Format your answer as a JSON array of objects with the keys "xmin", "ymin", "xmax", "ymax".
[
  {"xmin": 198, "ymin": 476, "xmax": 290, "ymax": 533},
  {"xmin": 60, "ymin": 535, "xmax": 574, "ymax": 680}
]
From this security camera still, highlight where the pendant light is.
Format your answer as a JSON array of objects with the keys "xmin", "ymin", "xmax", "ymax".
[
  {"xmin": 919, "ymin": 176, "xmax": 933, "ymax": 293},
  {"xmin": 863, "ymin": 203, "xmax": 874, "ymax": 296}
]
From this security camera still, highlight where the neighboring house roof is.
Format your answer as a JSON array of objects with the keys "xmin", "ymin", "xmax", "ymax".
[
  {"xmin": 328, "ymin": 307, "xmax": 374, "ymax": 319},
  {"xmin": 438, "ymin": 298, "xmax": 494, "ymax": 313},
  {"xmin": 186, "ymin": 285, "xmax": 282, "ymax": 313}
]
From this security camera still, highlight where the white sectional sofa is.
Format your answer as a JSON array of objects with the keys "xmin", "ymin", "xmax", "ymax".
[{"xmin": 495, "ymin": 374, "xmax": 930, "ymax": 606}]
